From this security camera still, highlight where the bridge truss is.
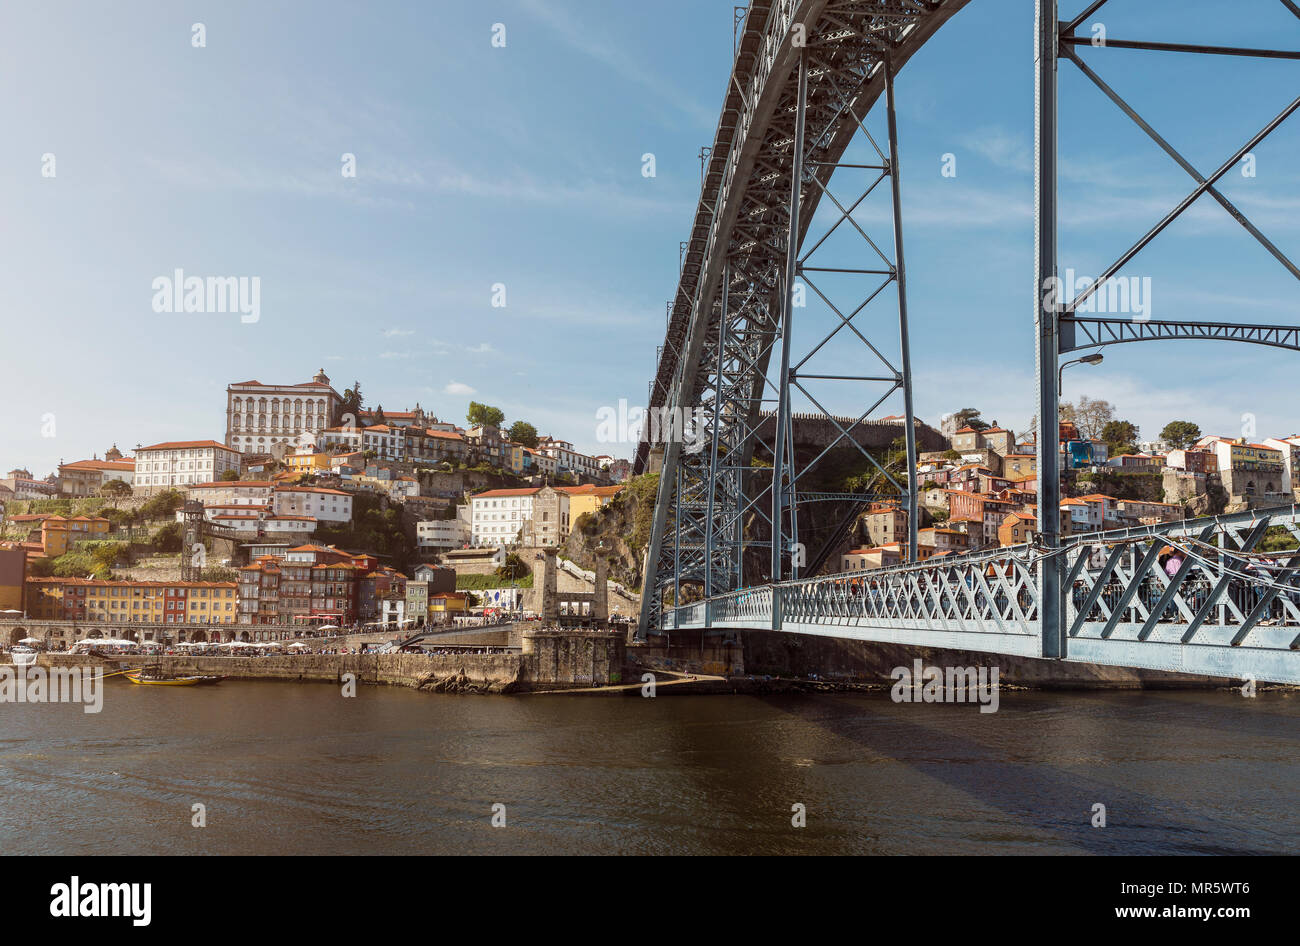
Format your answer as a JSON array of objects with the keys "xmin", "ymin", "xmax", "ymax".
[{"xmin": 636, "ymin": 0, "xmax": 1300, "ymax": 683}]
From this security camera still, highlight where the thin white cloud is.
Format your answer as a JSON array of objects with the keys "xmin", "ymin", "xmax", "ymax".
[
  {"xmin": 517, "ymin": 0, "xmax": 714, "ymax": 128},
  {"xmin": 445, "ymin": 381, "xmax": 476, "ymax": 395}
]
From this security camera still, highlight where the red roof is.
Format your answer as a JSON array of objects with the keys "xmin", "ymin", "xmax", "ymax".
[
  {"xmin": 139, "ymin": 440, "xmax": 232, "ymax": 452},
  {"xmin": 60, "ymin": 459, "xmax": 135, "ymax": 471}
]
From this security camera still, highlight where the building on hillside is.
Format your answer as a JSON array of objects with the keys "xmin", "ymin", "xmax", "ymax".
[
  {"xmin": 950, "ymin": 426, "xmax": 1016, "ymax": 459},
  {"xmin": 1261, "ymin": 437, "xmax": 1300, "ymax": 496},
  {"xmin": 603, "ymin": 458, "xmax": 632, "ymax": 483},
  {"xmin": 861, "ymin": 504, "xmax": 907, "ymax": 547},
  {"xmin": 536, "ymin": 437, "xmax": 603, "ymax": 480},
  {"xmin": 359, "ymin": 425, "xmax": 404, "ymax": 461},
  {"xmin": 225, "ymin": 370, "xmax": 342, "ymax": 455},
  {"xmin": 1115, "ymin": 498, "xmax": 1183, "ymax": 525},
  {"xmin": 0, "ymin": 469, "xmax": 58, "ymax": 500},
  {"xmin": 559, "ymin": 484, "xmax": 624, "ymax": 523},
  {"xmin": 916, "ymin": 527, "xmax": 967, "ymax": 558},
  {"xmin": 8, "ymin": 514, "xmax": 111, "ymax": 557},
  {"xmin": 415, "ymin": 428, "xmax": 469, "ymax": 463},
  {"xmin": 271, "ymin": 486, "xmax": 353, "ymax": 523},
  {"xmin": 58, "ymin": 457, "xmax": 135, "ymax": 496},
  {"xmin": 410, "ymin": 563, "xmax": 456, "ymax": 592},
  {"xmin": 945, "ymin": 492, "xmax": 1015, "ymax": 548},
  {"xmin": 1106, "ymin": 453, "xmax": 1166, "ymax": 472},
  {"xmin": 0, "ymin": 545, "xmax": 27, "ymax": 612},
  {"xmin": 237, "ymin": 544, "xmax": 374, "ymax": 626},
  {"xmin": 524, "ymin": 448, "xmax": 558, "ymax": 476},
  {"xmin": 417, "ymin": 517, "xmax": 470, "ymax": 551},
  {"xmin": 188, "ymin": 480, "xmax": 275, "ymax": 508},
  {"xmin": 357, "ymin": 566, "xmax": 406, "ymax": 623},
  {"xmin": 357, "ymin": 405, "xmax": 439, "ymax": 429},
  {"xmin": 1001, "ymin": 453, "xmax": 1038, "ymax": 478},
  {"xmin": 25, "ymin": 577, "xmax": 237, "ymax": 634},
  {"xmin": 1165, "ymin": 448, "xmax": 1216, "ymax": 476},
  {"xmin": 470, "ymin": 486, "xmax": 571, "ymax": 548},
  {"xmin": 998, "ymin": 512, "xmax": 1038, "ymax": 547},
  {"xmin": 1198, "ymin": 437, "xmax": 1286, "ymax": 502},
  {"xmin": 840, "ymin": 544, "xmax": 902, "ymax": 571},
  {"xmin": 134, "ymin": 440, "xmax": 241, "ymax": 495},
  {"xmin": 284, "ymin": 449, "xmax": 332, "ymax": 474},
  {"xmin": 519, "ymin": 485, "xmax": 569, "ymax": 547}
]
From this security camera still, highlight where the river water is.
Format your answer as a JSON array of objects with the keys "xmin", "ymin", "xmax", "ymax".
[{"xmin": 2, "ymin": 681, "xmax": 1295, "ymax": 855}]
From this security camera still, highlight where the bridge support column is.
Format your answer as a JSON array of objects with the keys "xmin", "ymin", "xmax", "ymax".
[
  {"xmin": 885, "ymin": 54, "xmax": 918, "ymax": 565},
  {"xmin": 704, "ymin": 265, "xmax": 728, "ymax": 599},
  {"xmin": 1035, "ymin": 0, "xmax": 1064, "ymax": 659},
  {"xmin": 771, "ymin": 46, "xmax": 809, "ymax": 585}
]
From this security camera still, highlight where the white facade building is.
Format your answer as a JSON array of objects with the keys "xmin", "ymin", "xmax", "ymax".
[
  {"xmin": 470, "ymin": 487, "xmax": 570, "ymax": 547},
  {"xmin": 272, "ymin": 486, "xmax": 353, "ymax": 523},
  {"xmin": 134, "ymin": 441, "xmax": 242, "ymax": 495},
  {"xmin": 536, "ymin": 438, "xmax": 602, "ymax": 479},
  {"xmin": 225, "ymin": 370, "xmax": 342, "ymax": 455},
  {"xmin": 1262, "ymin": 436, "xmax": 1300, "ymax": 496},
  {"xmin": 417, "ymin": 518, "xmax": 470, "ymax": 550}
]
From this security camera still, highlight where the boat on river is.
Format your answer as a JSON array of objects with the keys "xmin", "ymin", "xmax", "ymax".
[{"xmin": 124, "ymin": 667, "xmax": 223, "ymax": 686}]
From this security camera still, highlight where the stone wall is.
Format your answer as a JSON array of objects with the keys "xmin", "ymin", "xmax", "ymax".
[
  {"xmin": 738, "ymin": 630, "xmax": 1233, "ymax": 688},
  {"xmin": 522, "ymin": 629, "xmax": 626, "ymax": 687},
  {"xmin": 27, "ymin": 627, "xmax": 625, "ymax": 692}
]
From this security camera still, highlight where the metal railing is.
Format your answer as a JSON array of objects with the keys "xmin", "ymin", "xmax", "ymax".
[{"xmin": 661, "ymin": 506, "xmax": 1300, "ymax": 682}]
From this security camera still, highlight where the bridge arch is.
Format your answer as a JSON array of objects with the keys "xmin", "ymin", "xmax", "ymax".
[
  {"xmin": 637, "ymin": 1, "xmax": 1300, "ymax": 685},
  {"xmin": 7, "ymin": 626, "xmax": 28, "ymax": 646}
]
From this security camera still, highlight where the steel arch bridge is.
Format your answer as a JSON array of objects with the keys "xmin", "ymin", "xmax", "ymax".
[{"xmin": 633, "ymin": 0, "xmax": 1300, "ymax": 683}]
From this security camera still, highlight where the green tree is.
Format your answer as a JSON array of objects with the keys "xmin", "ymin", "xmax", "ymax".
[
  {"xmin": 950, "ymin": 408, "xmax": 989, "ymax": 431},
  {"xmin": 508, "ymin": 421, "xmax": 539, "ymax": 448},
  {"xmin": 467, "ymin": 401, "xmax": 505, "ymax": 429},
  {"xmin": 1160, "ymin": 420, "xmax": 1202, "ymax": 450},
  {"xmin": 495, "ymin": 552, "xmax": 529, "ymax": 582},
  {"xmin": 150, "ymin": 521, "xmax": 184, "ymax": 552},
  {"xmin": 102, "ymin": 479, "xmax": 132, "ymax": 499},
  {"xmin": 1101, "ymin": 419, "xmax": 1140, "ymax": 456},
  {"xmin": 372, "ymin": 404, "xmax": 387, "ymax": 426},
  {"xmin": 218, "ymin": 468, "xmax": 241, "ymax": 482},
  {"xmin": 51, "ymin": 550, "xmax": 112, "ymax": 580},
  {"xmin": 139, "ymin": 490, "xmax": 183, "ymax": 520},
  {"xmin": 340, "ymin": 381, "xmax": 364, "ymax": 420}
]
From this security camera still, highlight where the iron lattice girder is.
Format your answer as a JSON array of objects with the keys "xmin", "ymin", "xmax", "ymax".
[
  {"xmin": 638, "ymin": 0, "xmax": 971, "ymax": 633},
  {"xmin": 637, "ymin": 0, "xmax": 968, "ymax": 475},
  {"xmin": 1053, "ymin": 8, "xmax": 1300, "ymax": 327},
  {"xmin": 1064, "ymin": 317, "xmax": 1300, "ymax": 353},
  {"xmin": 670, "ymin": 506, "xmax": 1300, "ymax": 684}
]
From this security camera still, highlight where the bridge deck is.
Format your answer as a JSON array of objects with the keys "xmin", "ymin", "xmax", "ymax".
[{"xmin": 662, "ymin": 507, "xmax": 1300, "ymax": 684}]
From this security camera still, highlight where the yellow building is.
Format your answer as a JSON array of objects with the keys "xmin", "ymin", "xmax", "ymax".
[
  {"xmin": 506, "ymin": 443, "xmax": 525, "ymax": 474},
  {"xmin": 184, "ymin": 583, "xmax": 239, "ymax": 623},
  {"xmin": 0, "ymin": 546, "xmax": 26, "ymax": 612},
  {"xmin": 25, "ymin": 578, "xmax": 237, "ymax": 625},
  {"xmin": 429, "ymin": 592, "xmax": 471, "ymax": 617},
  {"xmin": 560, "ymin": 484, "xmax": 624, "ymax": 522},
  {"xmin": 285, "ymin": 452, "xmax": 332, "ymax": 473},
  {"xmin": 10, "ymin": 515, "xmax": 111, "ymax": 557}
]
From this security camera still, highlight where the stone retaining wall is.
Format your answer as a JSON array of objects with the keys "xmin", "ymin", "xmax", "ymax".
[{"xmin": 28, "ymin": 631, "xmax": 622, "ymax": 693}]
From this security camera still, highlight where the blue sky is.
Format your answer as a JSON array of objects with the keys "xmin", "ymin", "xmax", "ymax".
[{"xmin": 2, "ymin": 0, "xmax": 1298, "ymax": 477}]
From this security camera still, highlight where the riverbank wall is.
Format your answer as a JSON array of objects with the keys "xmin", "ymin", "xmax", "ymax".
[
  {"xmin": 30, "ymin": 628, "xmax": 625, "ymax": 694},
  {"xmin": 638, "ymin": 629, "xmax": 1242, "ymax": 689}
]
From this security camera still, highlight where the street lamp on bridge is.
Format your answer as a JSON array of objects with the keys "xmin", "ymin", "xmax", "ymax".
[{"xmin": 1058, "ymin": 351, "xmax": 1103, "ymax": 390}]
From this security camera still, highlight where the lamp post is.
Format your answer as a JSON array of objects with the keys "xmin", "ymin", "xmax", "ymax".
[{"xmin": 1058, "ymin": 351, "xmax": 1103, "ymax": 390}]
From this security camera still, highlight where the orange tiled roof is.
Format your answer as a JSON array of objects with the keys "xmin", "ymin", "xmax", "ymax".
[{"xmin": 139, "ymin": 440, "xmax": 231, "ymax": 452}]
